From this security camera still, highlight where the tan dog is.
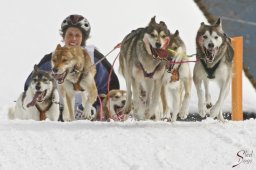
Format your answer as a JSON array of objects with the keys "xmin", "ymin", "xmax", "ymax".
[
  {"xmin": 119, "ymin": 17, "xmax": 170, "ymax": 120},
  {"xmin": 51, "ymin": 44, "xmax": 97, "ymax": 121},
  {"xmin": 96, "ymin": 90, "xmax": 127, "ymax": 121},
  {"xmin": 161, "ymin": 30, "xmax": 192, "ymax": 122}
]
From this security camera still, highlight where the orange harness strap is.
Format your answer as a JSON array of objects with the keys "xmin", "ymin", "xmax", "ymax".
[
  {"xmin": 72, "ymin": 71, "xmax": 85, "ymax": 91},
  {"xmin": 35, "ymin": 102, "xmax": 53, "ymax": 121}
]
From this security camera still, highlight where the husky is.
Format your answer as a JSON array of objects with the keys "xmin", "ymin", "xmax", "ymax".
[
  {"xmin": 161, "ymin": 30, "xmax": 192, "ymax": 122},
  {"xmin": 51, "ymin": 44, "xmax": 98, "ymax": 121},
  {"xmin": 8, "ymin": 65, "xmax": 60, "ymax": 121},
  {"xmin": 119, "ymin": 16, "xmax": 170, "ymax": 120},
  {"xmin": 193, "ymin": 18, "xmax": 234, "ymax": 121},
  {"xmin": 96, "ymin": 89, "xmax": 128, "ymax": 121}
]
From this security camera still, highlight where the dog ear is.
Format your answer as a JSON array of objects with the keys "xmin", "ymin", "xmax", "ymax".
[
  {"xmin": 214, "ymin": 18, "xmax": 224, "ymax": 33},
  {"xmin": 198, "ymin": 22, "xmax": 205, "ymax": 32},
  {"xmin": 159, "ymin": 21, "xmax": 166, "ymax": 27},
  {"xmin": 33, "ymin": 64, "xmax": 39, "ymax": 72},
  {"xmin": 226, "ymin": 40, "xmax": 234, "ymax": 62},
  {"xmin": 56, "ymin": 44, "xmax": 61, "ymax": 50},
  {"xmin": 215, "ymin": 18, "xmax": 221, "ymax": 26},
  {"xmin": 149, "ymin": 16, "xmax": 156, "ymax": 25},
  {"xmin": 174, "ymin": 30, "xmax": 179, "ymax": 36}
]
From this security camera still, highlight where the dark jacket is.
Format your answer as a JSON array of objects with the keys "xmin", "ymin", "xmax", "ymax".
[{"xmin": 24, "ymin": 48, "xmax": 120, "ymax": 103}]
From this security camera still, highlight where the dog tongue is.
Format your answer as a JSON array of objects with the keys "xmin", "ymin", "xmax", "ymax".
[
  {"xmin": 156, "ymin": 49, "xmax": 169, "ymax": 59},
  {"xmin": 26, "ymin": 92, "xmax": 41, "ymax": 107}
]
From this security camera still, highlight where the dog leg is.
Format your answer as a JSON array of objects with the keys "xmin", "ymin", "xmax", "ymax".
[
  {"xmin": 193, "ymin": 77, "xmax": 206, "ymax": 117},
  {"xmin": 179, "ymin": 76, "xmax": 192, "ymax": 120},
  {"xmin": 147, "ymin": 80, "xmax": 162, "ymax": 120},
  {"xmin": 47, "ymin": 89, "xmax": 60, "ymax": 121},
  {"xmin": 79, "ymin": 74, "xmax": 97, "ymax": 120},
  {"xmin": 59, "ymin": 86, "xmax": 70, "ymax": 121},
  {"xmin": 210, "ymin": 77, "xmax": 231, "ymax": 120},
  {"xmin": 217, "ymin": 109, "xmax": 225, "ymax": 122},
  {"xmin": 61, "ymin": 85, "xmax": 75, "ymax": 121},
  {"xmin": 124, "ymin": 76, "xmax": 132, "ymax": 115},
  {"xmin": 170, "ymin": 88, "xmax": 180, "ymax": 122},
  {"xmin": 203, "ymin": 79, "xmax": 212, "ymax": 111},
  {"xmin": 132, "ymin": 78, "xmax": 145, "ymax": 120},
  {"xmin": 80, "ymin": 91, "xmax": 96, "ymax": 120},
  {"xmin": 161, "ymin": 84, "xmax": 171, "ymax": 120},
  {"xmin": 67, "ymin": 92, "xmax": 76, "ymax": 121}
]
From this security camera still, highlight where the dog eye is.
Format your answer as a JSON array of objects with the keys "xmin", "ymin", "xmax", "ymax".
[
  {"xmin": 161, "ymin": 35, "xmax": 167, "ymax": 39},
  {"xmin": 62, "ymin": 59, "xmax": 68, "ymax": 63},
  {"xmin": 150, "ymin": 33, "xmax": 156, "ymax": 38},
  {"xmin": 214, "ymin": 36, "xmax": 218, "ymax": 39},
  {"xmin": 114, "ymin": 96, "xmax": 120, "ymax": 99},
  {"xmin": 32, "ymin": 78, "xmax": 38, "ymax": 82},
  {"xmin": 173, "ymin": 46, "xmax": 178, "ymax": 51},
  {"xmin": 203, "ymin": 35, "xmax": 208, "ymax": 39},
  {"xmin": 42, "ymin": 78, "xmax": 48, "ymax": 82}
]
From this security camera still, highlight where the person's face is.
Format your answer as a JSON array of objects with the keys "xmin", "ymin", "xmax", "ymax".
[{"xmin": 64, "ymin": 27, "xmax": 83, "ymax": 47}]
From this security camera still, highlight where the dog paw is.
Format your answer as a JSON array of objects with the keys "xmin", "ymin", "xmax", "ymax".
[
  {"xmin": 62, "ymin": 112, "xmax": 72, "ymax": 122},
  {"xmin": 179, "ymin": 107, "xmax": 189, "ymax": 119},
  {"xmin": 217, "ymin": 112, "xmax": 225, "ymax": 122},
  {"xmin": 198, "ymin": 107, "xmax": 206, "ymax": 117},
  {"xmin": 63, "ymin": 117, "xmax": 72, "ymax": 122},
  {"xmin": 210, "ymin": 105, "xmax": 221, "ymax": 118},
  {"xmin": 171, "ymin": 114, "xmax": 178, "ymax": 122},
  {"xmin": 179, "ymin": 112, "xmax": 188, "ymax": 120}
]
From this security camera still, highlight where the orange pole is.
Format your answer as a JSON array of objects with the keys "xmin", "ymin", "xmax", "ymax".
[{"xmin": 232, "ymin": 36, "xmax": 243, "ymax": 121}]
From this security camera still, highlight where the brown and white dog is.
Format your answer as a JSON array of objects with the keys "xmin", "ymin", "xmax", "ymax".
[
  {"xmin": 119, "ymin": 16, "xmax": 170, "ymax": 120},
  {"xmin": 96, "ymin": 89, "xmax": 127, "ymax": 121},
  {"xmin": 51, "ymin": 44, "xmax": 98, "ymax": 121},
  {"xmin": 161, "ymin": 30, "xmax": 192, "ymax": 122}
]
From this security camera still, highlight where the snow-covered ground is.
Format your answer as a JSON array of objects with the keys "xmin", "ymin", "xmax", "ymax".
[
  {"xmin": 0, "ymin": 109, "xmax": 256, "ymax": 170},
  {"xmin": 0, "ymin": 0, "xmax": 255, "ymax": 170}
]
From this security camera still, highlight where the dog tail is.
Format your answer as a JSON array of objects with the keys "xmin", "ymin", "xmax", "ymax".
[{"xmin": 8, "ymin": 107, "xmax": 15, "ymax": 120}]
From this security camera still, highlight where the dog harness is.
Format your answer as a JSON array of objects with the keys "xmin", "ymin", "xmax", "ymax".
[
  {"xmin": 139, "ymin": 62, "xmax": 163, "ymax": 78},
  {"xmin": 35, "ymin": 102, "xmax": 53, "ymax": 121},
  {"xmin": 71, "ymin": 68, "xmax": 85, "ymax": 91},
  {"xmin": 200, "ymin": 59, "xmax": 221, "ymax": 79}
]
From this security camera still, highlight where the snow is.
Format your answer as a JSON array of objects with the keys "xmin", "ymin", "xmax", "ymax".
[{"xmin": 0, "ymin": 0, "xmax": 255, "ymax": 170}]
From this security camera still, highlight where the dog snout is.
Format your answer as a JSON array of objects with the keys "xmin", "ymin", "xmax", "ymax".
[
  {"xmin": 121, "ymin": 100, "xmax": 126, "ymax": 105},
  {"xmin": 208, "ymin": 43, "xmax": 214, "ymax": 49},
  {"xmin": 155, "ymin": 42, "xmax": 161, "ymax": 49},
  {"xmin": 52, "ymin": 67, "xmax": 58, "ymax": 73},
  {"xmin": 35, "ymin": 83, "xmax": 41, "ymax": 91}
]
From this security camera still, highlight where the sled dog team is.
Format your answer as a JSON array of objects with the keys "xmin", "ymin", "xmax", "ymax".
[{"xmin": 9, "ymin": 16, "xmax": 234, "ymax": 122}]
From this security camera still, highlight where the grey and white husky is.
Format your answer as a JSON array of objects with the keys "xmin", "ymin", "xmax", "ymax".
[
  {"xmin": 161, "ymin": 30, "xmax": 192, "ymax": 122},
  {"xmin": 8, "ymin": 65, "xmax": 60, "ymax": 121},
  {"xmin": 193, "ymin": 18, "xmax": 234, "ymax": 121},
  {"xmin": 119, "ymin": 16, "xmax": 170, "ymax": 120}
]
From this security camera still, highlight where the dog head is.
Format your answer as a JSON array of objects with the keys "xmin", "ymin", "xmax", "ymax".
[
  {"xmin": 196, "ymin": 18, "xmax": 227, "ymax": 63},
  {"xmin": 167, "ymin": 30, "xmax": 186, "ymax": 60},
  {"xmin": 100, "ymin": 90, "xmax": 127, "ymax": 120},
  {"xmin": 51, "ymin": 44, "xmax": 84, "ymax": 84},
  {"xmin": 143, "ymin": 16, "xmax": 171, "ymax": 59},
  {"xmin": 27, "ymin": 65, "xmax": 55, "ymax": 107}
]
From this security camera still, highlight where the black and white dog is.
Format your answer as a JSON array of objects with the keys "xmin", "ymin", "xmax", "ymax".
[
  {"xmin": 8, "ymin": 65, "xmax": 60, "ymax": 121},
  {"xmin": 193, "ymin": 18, "xmax": 234, "ymax": 121}
]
